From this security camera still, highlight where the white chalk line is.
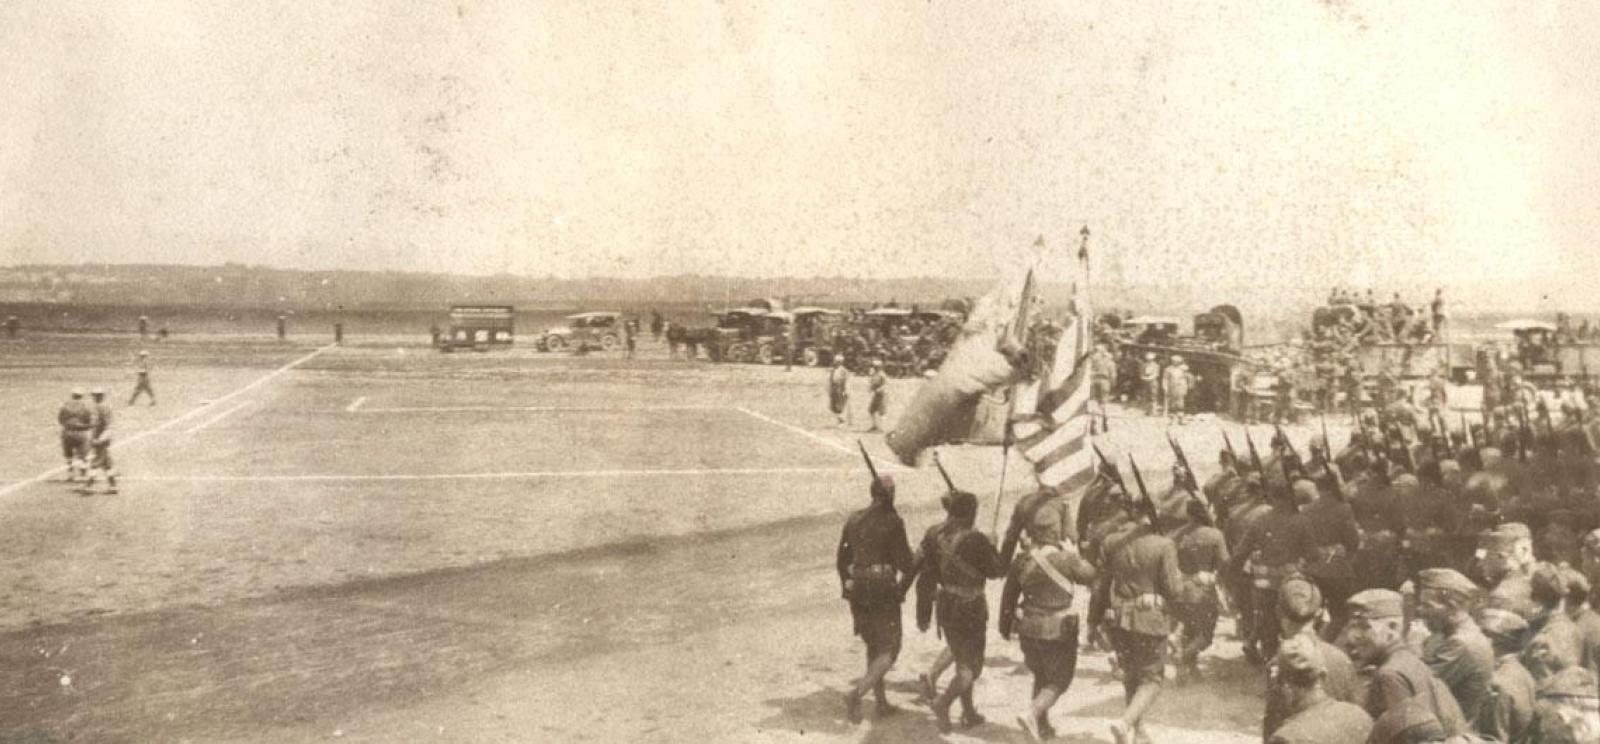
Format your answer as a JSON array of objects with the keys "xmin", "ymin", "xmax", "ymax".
[
  {"xmin": 345, "ymin": 396, "xmax": 367, "ymax": 413},
  {"xmin": 117, "ymin": 466, "xmax": 861, "ymax": 483},
  {"xmin": 352, "ymin": 404, "xmax": 726, "ymax": 413},
  {"xmin": 731, "ymin": 405, "xmax": 906, "ymax": 470},
  {"xmin": 0, "ymin": 344, "xmax": 335, "ymax": 498},
  {"xmin": 182, "ymin": 400, "xmax": 255, "ymax": 435}
]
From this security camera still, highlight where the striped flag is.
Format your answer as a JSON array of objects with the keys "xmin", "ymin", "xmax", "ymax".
[{"xmin": 1011, "ymin": 262, "xmax": 1096, "ymax": 491}]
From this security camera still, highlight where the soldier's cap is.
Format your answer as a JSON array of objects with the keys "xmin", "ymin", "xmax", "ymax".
[
  {"xmin": 1291, "ymin": 479, "xmax": 1318, "ymax": 506},
  {"xmin": 69, "ymin": 387, "xmax": 85, "ymax": 397},
  {"xmin": 1416, "ymin": 568, "xmax": 1480, "ymax": 599},
  {"xmin": 1347, "ymin": 589, "xmax": 1405, "ymax": 620},
  {"xmin": 1537, "ymin": 667, "xmax": 1599, "ymax": 699},
  {"xmin": 1583, "ymin": 527, "xmax": 1600, "ymax": 557},
  {"xmin": 89, "ymin": 387, "xmax": 106, "ymax": 396},
  {"xmin": 1478, "ymin": 522, "xmax": 1532, "ymax": 551},
  {"xmin": 1277, "ymin": 574, "xmax": 1323, "ymax": 619},
  {"xmin": 1273, "ymin": 634, "xmax": 1325, "ymax": 682},
  {"xmin": 1475, "ymin": 608, "xmax": 1527, "ymax": 644},
  {"xmin": 1369, "ymin": 696, "xmax": 1445, "ymax": 743}
]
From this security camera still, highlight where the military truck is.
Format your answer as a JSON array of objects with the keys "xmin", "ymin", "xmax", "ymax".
[
  {"xmin": 1498, "ymin": 319, "xmax": 1600, "ymax": 384},
  {"xmin": 1111, "ymin": 305, "xmax": 1252, "ymax": 413},
  {"xmin": 436, "ymin": 305, "xmax": 515, "ymax": 352}
]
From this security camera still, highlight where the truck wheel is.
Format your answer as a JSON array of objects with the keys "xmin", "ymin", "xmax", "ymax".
[
  {"xmin": 600, "ymin": 334, "xmax": 619, "ymax": 351},
  {"xmin": 546, "ymin": 336, "xmax": 566, "ymax": 352},
  {"xmin": 802, "ymin": 347, "xmax": 821, "ymax": 367}
]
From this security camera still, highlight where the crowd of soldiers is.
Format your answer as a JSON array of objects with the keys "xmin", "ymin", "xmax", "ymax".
[{"xmin": 835, "ymin": 390, "xmax": 1600, "ymax": 743}]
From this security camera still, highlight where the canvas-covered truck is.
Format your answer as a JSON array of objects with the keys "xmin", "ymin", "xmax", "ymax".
[{"xmin": 437, "ymin": 305, "xmax": 515, "ymax": 351}]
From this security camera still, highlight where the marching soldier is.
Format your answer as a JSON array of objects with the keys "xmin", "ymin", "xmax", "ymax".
[
  {"xmin": 1170, "ymin": 497, "xmax": 1228, "ymax": 682},
  {"xmin": 835, "ymin": 475, "xmax": 915, "ymax": 723},
  {"xmin": 84, "ymin": 388, "xmax": 119, "ymax": 494},
  {"xmin": 998, "ymin": 512, "xmax": 1097, "ymax": 743},
  {"xmin": 57, "ymin": 388, "xmax": 94, "ymax": 482},
  {"xmin": 1000, "ymin": 484, "xmax": 1072, "ymax": 566},
  {"xmin": 1098, "ymin": 499, "xmax": 1183, "ymax": 744},
  {"xmin": 1299, "ymin": 476, "xmax": 1361, "ymax": 641},
  {"xmin": 1341, "ymin": 588, "xmax": 1470, "ymax": 736},
  {"xmin": 916, "ymin": 490, "xmax": 1004, "ymax": 733},
  {"xmin": 1265, "ymin": 635, "xmax": 1372, "ymax": 744},
  {"xmin": 1415, "ymin": 568, "xmax": 1496, "ymax": 731},
  {"xmin": 1230, "ymin": 478, "xmax": 1311, "ymax": 662},
  {"xmin": 128, "ymin": 350, "xmax": 156, "ymax": 406}
]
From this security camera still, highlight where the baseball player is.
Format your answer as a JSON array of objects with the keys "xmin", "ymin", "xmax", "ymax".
[
  {"xmin": 129, "ymin": 351, "xmax": 156, "ymax": 406},
  {"xmin": 57, "ymin": 388, "xmax": 94, "ymax": 482},
  {"xmin": 84, "ymin": 388, "xmax": 119, "ymax": 494}
]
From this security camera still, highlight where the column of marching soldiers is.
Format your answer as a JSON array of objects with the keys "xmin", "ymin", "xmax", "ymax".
[{"xmin": 837, "ymin": 400, "xmax": 1600, "ymax": 743}]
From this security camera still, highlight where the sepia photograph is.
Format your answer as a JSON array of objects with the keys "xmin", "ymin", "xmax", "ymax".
[{"xmin": 3, "ymin": 2, "xmax": 1600, "ymax": 742}]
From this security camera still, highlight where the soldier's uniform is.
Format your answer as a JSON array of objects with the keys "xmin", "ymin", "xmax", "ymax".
[
  {"xmin": 86, "ymin": 389, "xmax": 119, "ymax": 493},
  {"xmin": 1366, "ymin": 696, "xmax": 1448, "ymax": 744},
  {"xmin": 1351, "ymin": 472, "xmax": 1406, "ymax": 592},
  {"xmin": 1090, "ymin": 345, "xmax": 1117, "ymax": 406},
  {"xmin": 836, "ymin": 491, "xmax": 914, "ymax": 665},
  {"xmin": 1170, "ymin": 514, "xmax": 1228, "ymax": 674},
  {"xmin": 1525, "ymin": 564, "xmax": 1585, "ymax": 682},
  {"xmin": 866, "ymin": 364, "xmax": 887, "ymax": 432},
  {"xmin": 1162, "ymin": 357, "xmax": 1190, "ymax": 422},
  {"xmin": 1266, "ymin": 635, "xmax": 1373, "ymax": 744},
  {"xmin": 999, "ymin": 539, "xmax": 1097, "ymax": 741},
  {"xmin": 1140, "ymin": 354, "xmax": 1161, "ymax": 416},
  {"xmin": 1529, "ymin": 667, "xmax": 1600, "ymax": 744},
  {"xmin": 1348, "ymin": 589, "xmax": 1470, "ymax": 736},
  {"xmin": 1480, "ymin": 608, "xmax": 1537, "ymax": 744},
  {"xmin": 827, "ymin": 362, "xmax": 850, "ymax": 424},
  {"xmin": 1264, "ymin": 577, "xmax": 1362, "ymax": 737},
  {"xmin": 1000, "ymin": 487, "xmax": 1073, "ymax": 566},
  {"xmin": 57, "ymin": 390, "xmax": 94, "ymax": 480},
  {"xmin": 1299, "ymin": 485, "xmax": 1361, "ymax": 639},
  {"xmin": 1417, "ymin": 569, "xmax": 1496, "ymax": 731},
  {"xmin": 916, "ymin": 493, "xmax": 1005, "ymax": 731},
  {"xmin": 1232, "ymin": 497, "xmax": 1310, "ymax": 661},
  {"xmin": 1481, "ymin": 523, "xmax": 1539, "ymax": 622},
  {"xmin": 1102, "ymin": 522, "xmax": 1183, "ymax": 701}
]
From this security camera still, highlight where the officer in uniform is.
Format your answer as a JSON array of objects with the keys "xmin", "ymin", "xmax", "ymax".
[
  {"xmin": 916, "ymin": 490, "xmax": 1004, "ymax": 733},
  {"xmin": 827, "ymin": 358, "xmax": 850, "ymax": 426},
  {"xmin": 1341, "ymin": 588, "xmax": 1469, "ymax": 736},
  {"xmin": 998, "ymin": 513, "xmax": 1097, "ymax": 743},
  {"xmin": 128, "ymin": 350, "xmax": 156, "ymax": 406},
  {"xmin": 1090, "ymin": 343, "xmax": 1117, "ymax": 408},
  {"xmin": 866, "ymin": 361, "xmax": 888, "ymax": 432},
  {"xmin": 84, "ymin": 388, "xmax": 119, "ymax": 494},
  {"xmin": 1266, "ymin": 634, "xmax": 1373, "ymax": 744},
  {"xmin": 1478, "ymin": 607, "xmax": 1536, "ymax": 743},
  {"xmin": 1170, "ymin": 497, "xmax": 1228, "ymax": 681},
  {"xmin": 1264, "ymin": 575, "xmax": 1361, "ymax": 737},
  {"xmin": 1479, "ymin": 523, "xmax": 1539, "ymax": 621},
  {"xmin": 1098, "ymin": 499, "xmax": 1183, "ymax": 744},
  {"xmin": 57, "ymin": 388, "xmax": 94, "ymax": 482},
  {"xmin": 835, "ymin": 475, "xmax": 915, "ymax": 723},
  {"xmin": 1415, "ymin": 568, "xmax": 1495, "ymax": 731}
]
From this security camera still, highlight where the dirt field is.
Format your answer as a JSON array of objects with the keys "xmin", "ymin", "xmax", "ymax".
[{"xmin": 0, "ymin": 332, "xmax": 1348, "ymax": 743}]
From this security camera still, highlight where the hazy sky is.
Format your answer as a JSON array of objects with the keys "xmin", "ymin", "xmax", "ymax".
[{"xmin": 2, "ymin": 1, "xmax": 1596, "ymax": 304}]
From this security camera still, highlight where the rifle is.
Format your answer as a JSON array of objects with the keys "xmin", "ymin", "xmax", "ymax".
[
  {"xmin": 1092, "ymin": 443, "xmax": 1130, "ymax": 498},
  {"xmin": 857, "ymin": 440, "xmax": 880, "ymax": 482},
  {"xmin": 1245, "ymin": 428, "xmax": 1266, "ymax": 476},
  {"xmin": 1168, "ymin": 433, "xmax": 1201, "ymax": 495},
  {"xmin": 1319, "ymin": 414, "xmax": 1332, "ymax": 466},
  {"xmin": 1274, "ymin": 424, "xmax": 1308, "ymax": 480},
  {"xmin": 931, "ymin": 450, "xmax": 957, "ymax": 492},
  {"xmin": 1221, "ymin": 430, "xmax": 1244, "ymax": 477},
  {"xmin": 1127, "ymin": 454, "xmax": 1164, "ymax": 532}
]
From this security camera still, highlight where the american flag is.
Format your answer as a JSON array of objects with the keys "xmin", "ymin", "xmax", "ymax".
[{"xmin": 1010, "ymin": 266, "xmax": 1095, "ymax": 491}]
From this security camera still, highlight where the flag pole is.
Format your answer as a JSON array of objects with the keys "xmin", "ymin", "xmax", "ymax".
[{"xmin": 990, "ymin": 240, "xmax": 1044, "ymax": 535}]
